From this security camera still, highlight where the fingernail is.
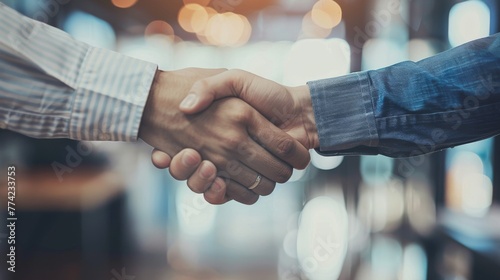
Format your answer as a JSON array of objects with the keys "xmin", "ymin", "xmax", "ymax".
[
  {"xmin": 182, "ymin": 152, "xmax": 199, "ymax": 166},
  {"xmin": 180, "ymin": 93, "xmax": 198, "ymax": 110},
  {"xmin": 200, "ymin": 162, "xmax": 215, "ymax": 179}
]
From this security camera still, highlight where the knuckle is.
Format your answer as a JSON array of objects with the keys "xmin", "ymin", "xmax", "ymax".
[
  {"xmin": 255, "ymin": 181, "xmax": 276, "ymax": 196},
  {"xmin": 210, "ymin": 155, "xmax": 227, "ymax": 169},
  {"xmin": 223, "ymin": 134, "xmax": 246, "ymax": 151},
  {"xmin": 230, "ymin": 107, "xmax": 250, "ymax": 123},
  {"xmin": 276, "ymin": 137, "xmax": 295, "ymax": 157},
  {"xmin": 192, "ymin": 79, "xmax": 209, "ymax": 90},
  {"xmin": 276, "ymin": 165, "xmax": 293, "ymax": 183},
  {"xmin": 228, "ymin": 68, "xmax": 244, "ymax": 76},
  {"xmin": 223, "ymin": 137, "xmax": 239, "ymax": 151},
  {"xmin": 230, "ymin": 69, "xmax": 250, "ymax": 80}
]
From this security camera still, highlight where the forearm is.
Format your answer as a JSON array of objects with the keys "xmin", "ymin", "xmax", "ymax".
[
  {"xmin": 309, "ymin": 33, "xmax": 500, "ymax": 157},
  {"xmin": 0, "ymin": 3, "xmax": 157, "ymax": 141}
]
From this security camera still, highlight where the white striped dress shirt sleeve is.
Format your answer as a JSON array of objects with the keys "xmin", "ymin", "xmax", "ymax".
[{"xmin": 0, "ymin": 3, "xmax": 158, "ymax": 141}]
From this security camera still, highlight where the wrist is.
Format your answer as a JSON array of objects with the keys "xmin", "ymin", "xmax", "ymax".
[
  {"xmin": 289, "ymin": 85, "xmax": 319, "ymax": 149},
  {"xmin": 139, "ymin": 70, "xmax": 189, "ymax": 146},
  {"xmin": 139, "ymin": 70, "xmax": 162, "ymax": 141}
]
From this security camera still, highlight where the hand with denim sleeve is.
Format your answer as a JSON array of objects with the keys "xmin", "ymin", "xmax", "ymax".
[
  {"xmin": 150, "ymin": 70, "xmax": 318, "ymax": 203},
  {"xmin": 140, "ymin": 69, "xmax": 310, "ymax": 205}
]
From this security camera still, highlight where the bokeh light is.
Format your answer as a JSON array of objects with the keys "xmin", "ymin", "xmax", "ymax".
[
  {"xmin": 288, "ymin": 167, "xmax": 308, "ymax": 182},
  {"xmin": 63, "ymin": 11, "xmax": 116, "ymax": 49},
  {"xmin": 401, "ymin": 244, "xmax": 428, "ymax": 280},
  {"xmin": 178, "ymin": 3, "xmax": 209, "ymax": 33},
  {"xmin": 358, "ymin": 179, "xmax": 405, "ymax": 232},
  {"xmin": 144, "ymin": 20, "xmax": 175, "ymax": 42},
  {"xmin": 461, "ymin": 173, "xmax": 493, "ymax": 216},
  {"xmin": 311, "ymin": 0, "xmax": 342, "ymax": 29},
  {"xmin": 204, "ymin": 12, "xmax": 252, "ymax": 47},
  {"xmin": 405, "ymin": 179, "xmax": 436, "ymax": 235},
  {"xmin": 179, "ymin": 3, "xmax": 252, "ymax": 48},
  {"xmin": 448, "ymin": 0, "xmax": 490, "ymax": 47},
  {"xmin": 297, "ymin": 196, "xmax": 348, "ymax": 280},
  {"xmin": 195, "ymin": 6, "xmax": 219, "ymax": 44},
  {"xmin": 235, "ymin": 14, "xmax": 252, "ymax": 47},
  {"xmin": 111, "ymin": 0, "xmax": 138, "ymax": 9},
  {"xmin": 283, "ymin": 38, "xmax": 350, "ymax": 86},
  {"xmin": 301, "ymin": 11, "xmax": 332, "ymax": 39},
  {"xmin": 205, "ymin": 13, "xmax": 229, "ymax": 45},
  {"xmin": 370, "ymin": 237, "xmax": 403, "ymax": 278},
  {"xmin": 362, "ymin": 38, "xmax": 407, "ymax": 70},
  {"xmin": 407, "ymin": 39, "xmax": 438, "ymax": 62},
  {"xmin": 445, "ymin": 151, "xmax": 491, "ymax": 215},
  {"xmin": 360, "ymin": 155, "xmax": 394, "ymax": 185},
  {"xmin": 310, "ymin": 150, "xmax": 344, "ymax": 170}
]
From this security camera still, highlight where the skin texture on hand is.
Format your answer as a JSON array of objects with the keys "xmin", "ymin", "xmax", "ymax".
[
  {"xmin": 181, "ymin": 69, "xmax": 319, "ymax": 150},
  {"xmin": 140, "ymin": 69, "xmax": 310, "ymax": 205},
  {"xmin": 151, "ymin": 70, "xmax": 318, "ymax": 205}
]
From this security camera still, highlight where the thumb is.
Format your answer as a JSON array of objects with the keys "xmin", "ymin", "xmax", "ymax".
[
  {"xmin": 151, "ymin": 148, "xmax": 172, "ymax": 169},
  {"xmin": 179, "ymin": 70, "xmax": 246, "ymax": 114}
]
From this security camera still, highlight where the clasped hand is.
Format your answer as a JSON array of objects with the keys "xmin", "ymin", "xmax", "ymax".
[{"xmin": 139, "ymin": 69, "xmax": 318, "ymax": 205}]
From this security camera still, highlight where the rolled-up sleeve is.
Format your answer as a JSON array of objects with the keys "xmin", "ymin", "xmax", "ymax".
[
  {"xmin": 308, "ymin": 72, "xmax": 379, "ymax": 155},
  {"xmin": 0, "ymin": 3, "xmax": 157, "ymax": 142},
  {"xmin": 309, "ymin": 33, "xmax": 500, "ymax": 157}
]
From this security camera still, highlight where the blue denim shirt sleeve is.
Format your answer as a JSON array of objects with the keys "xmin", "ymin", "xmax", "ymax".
[{"xmin": 308, "ymin": 33, "xmax": 500, "ymax": 158}]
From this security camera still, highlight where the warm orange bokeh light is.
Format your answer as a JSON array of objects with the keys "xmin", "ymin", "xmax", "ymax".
[
  {"xmin": 183, "ymin": 0, "xmax": 211, "ymax": 6},
  {"xmin": 205, "ymin": 14, "xmax": 226, "ymax": 45},
  {"xmin": 204, "ymin": 12, "xmax": 251, "ymax": 47},
  {"xmin": 145, "ymin": 20, "xmax": 175, "ymax": 41},
  {"xmin": 235, "ymin": 14, "xmax": 252, "ymax": 47},
  {"xmin": 301, "ymin": 11, "xmax": 332, "ymax": 39},
  {"xmin": 111, "ymin": 0, "xmax": 138, "ymax": 9},
  {"xmin": 203, "ymin": 6, "xmax": 218, "ymax": 18},
  {"xmin": 178, "ymin": 4, "xmax": 209, "ymax": 33},
  {"xmin": 311, "ymin": 0, "xmax": 342, "ymax": 29}
]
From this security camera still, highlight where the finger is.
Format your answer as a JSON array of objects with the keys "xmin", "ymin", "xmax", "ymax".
[
  {"xmin": 223, "ymin": 178, "xmax": 259, "ymax": 205},
  {"xmin": 237, "ymin": 139, "xmax": 293, "ymax": 184},
  {"xmin": 203, "ymin": 177, "xmax": 231, "ymax": 205},
  {"xmin": 151, "ymin": 148, "xmax": 172, "ymax": 169},
  {"xmin": 169, "ymin": 149, "xmax": 203, "ymax": 181},
  {"xmin": 179, "ymin": 70, "xmax": 248, "ymax": 114},
  {"xmin": 247, "ymin": 111, "xmax": 310, "ymax": 170},
  {"xmin": 218, "ymin": 160, "xmax": 275, "ymax": 196},
  {"xmin": 186, "ymin": 160, "xmax": 217, "ymax": 193}
]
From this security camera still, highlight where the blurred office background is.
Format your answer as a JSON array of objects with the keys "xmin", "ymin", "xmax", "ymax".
[{"xmin": 0, "ymin": 0, "xmax": 499, "ymax": 279}]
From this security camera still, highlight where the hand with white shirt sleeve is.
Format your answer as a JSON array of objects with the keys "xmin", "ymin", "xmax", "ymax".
[
  {"xmin": 0, "ymin": 4, "xmax": 311, "ymax": 206},
  {"xmin": 139, "ymin": 69, "xmax": 310, "ymax": 205},
  {"xmin": 150, "ymin": 70, "xmax": 318, "ymax": 204}
]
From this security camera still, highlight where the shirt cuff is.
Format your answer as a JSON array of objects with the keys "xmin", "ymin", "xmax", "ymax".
[
  {"xmin": 308, "ymin": 72, "xmax": 379, "ymax": 155},
  {"xmin": 70, "ymin": 47, "xmax": 157, "ymax": 142}
]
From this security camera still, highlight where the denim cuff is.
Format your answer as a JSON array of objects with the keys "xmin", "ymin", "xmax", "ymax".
[{"xmin": 308, "ymin": 72, "xmax": 379, "ymax": 155}]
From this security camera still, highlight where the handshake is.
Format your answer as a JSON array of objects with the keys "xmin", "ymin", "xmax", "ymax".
[{"xmin": 138, "ymin": 68, "xmax": 319, "ymax": 205}]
